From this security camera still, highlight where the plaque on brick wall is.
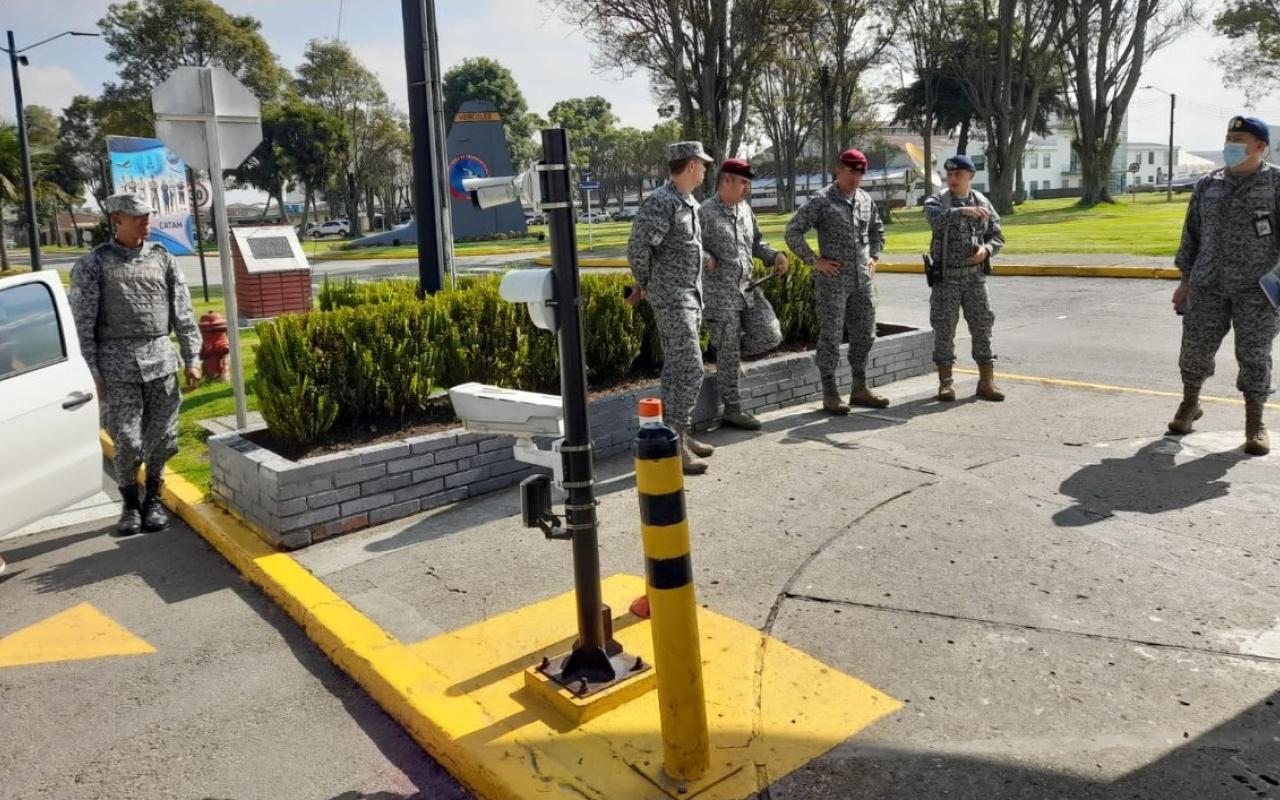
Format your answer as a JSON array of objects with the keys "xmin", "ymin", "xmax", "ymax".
[{"xmin": 231, "ymin": 226, "xmax": 309, "ymax": 273}]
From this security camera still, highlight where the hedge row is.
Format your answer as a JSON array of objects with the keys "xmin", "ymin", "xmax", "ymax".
[{"xmin": 257, "ymin": 259, "xmax": 817, "ymax": 443}]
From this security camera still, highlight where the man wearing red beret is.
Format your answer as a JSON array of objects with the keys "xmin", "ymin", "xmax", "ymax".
[
  {"xmin": 698, "ymin": 158, "xmax": 789, "ymax": 431},
  {"xmin": 784, "ymin": 148, "xmax": 888, "ymax": 413}
]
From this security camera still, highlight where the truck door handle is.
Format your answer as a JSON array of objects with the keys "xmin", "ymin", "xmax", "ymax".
[{"xmin": 62, "ymin": 391, "xmax": 94, "ymax": 410}]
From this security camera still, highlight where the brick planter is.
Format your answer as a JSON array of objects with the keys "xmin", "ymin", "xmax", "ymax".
[{"xmin": 208, "ymin": 324, "xmax": 932, "ymax": 549}]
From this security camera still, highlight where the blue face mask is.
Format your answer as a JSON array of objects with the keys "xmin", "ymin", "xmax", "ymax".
[{"xmin": 1224, "ymin": 142, "xmax": 1250, "ymax": 168}]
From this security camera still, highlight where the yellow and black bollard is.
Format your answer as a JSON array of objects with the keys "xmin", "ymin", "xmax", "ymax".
[{"xmin": 633, "ymin": 397, "xmax": 710, "ymax": 782}]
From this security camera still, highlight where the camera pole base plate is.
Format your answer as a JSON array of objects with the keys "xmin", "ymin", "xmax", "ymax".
[{"xmin": 524, "ymin": 649, "xmax": 654, "ymax": 725}]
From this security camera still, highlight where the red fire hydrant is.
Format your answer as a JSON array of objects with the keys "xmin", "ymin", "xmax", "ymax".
[{"xmin": 199, "ymin": 311, "xmax": 230, "ymax": 381}]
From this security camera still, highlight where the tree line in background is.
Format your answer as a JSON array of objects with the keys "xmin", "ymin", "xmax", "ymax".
[{"xmin": 14, "ymin": 0, "xmax": 1280, "ymax": 262}]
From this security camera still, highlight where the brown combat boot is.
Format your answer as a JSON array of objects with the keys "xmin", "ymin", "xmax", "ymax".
[
  {"xmin": 680, "ymin": 429, "xmax": 709, "ymax": 475},
  {"xmin": 937, "ymin": 365, "xmax": 956, "ymax": 402},
  {"xmin": 976, "ymin": 363, "xmax": 1005, "ymax": 402},
  {"xmin": 848, "ymin": 378, "xmax": 890, "ymax": 409},
  {"xmin": 821, "ymin": 375, "xmax": 850, "ymax": 415},
  {"xmin": 722, "ymin": 403, "xmax": 762, "ymax": 430},
  {"xmin": 1245, "ymin": 396, "xmax": 1270, "ymax": 456},
  {"xmin": 686, "ymin": 430, "xmax": 714, "ymax": 457},
  {"xmin": 1167, "ymin": 384, "xmax": 1203, "ymax": 435}
]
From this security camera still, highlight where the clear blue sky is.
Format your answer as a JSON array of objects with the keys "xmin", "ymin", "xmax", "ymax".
[{"xmin": 0, "ymin": 0, "xmax": 1272, "ymax": 153}]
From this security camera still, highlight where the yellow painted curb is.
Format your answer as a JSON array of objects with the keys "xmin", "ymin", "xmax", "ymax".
[
  {"xmin": 532, "ymin": 257, "xmax": 1179, "ymax": 278},
  {"xmin": 951, "ymin": 369, "xmax": 1280, "ymax": 409},
  {"xmin": 96, "ymin": 431, "xmax": 541, "ymax": 800}
]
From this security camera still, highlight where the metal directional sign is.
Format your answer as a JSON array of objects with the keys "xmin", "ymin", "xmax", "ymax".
[
  {"xmin": 579, "ymin": 181, "xmax": 600, "ymax": 191},
  {"xmin": 152, "ymin": 66, "xmax": 263, "ymax": 430}
]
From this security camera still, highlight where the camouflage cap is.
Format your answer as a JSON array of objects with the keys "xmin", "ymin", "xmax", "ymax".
[
  {"xmin": 103, "ymin": 193, "xmax": 155, "ymax": 216},
  {"xmin": 665, "ymin": 140, "xmax": 714, "ymax": 163}
]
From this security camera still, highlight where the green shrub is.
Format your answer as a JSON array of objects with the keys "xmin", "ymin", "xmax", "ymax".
[{"xmin": 258, "ymin": 260, "xmax": 821, "ymax": 444}]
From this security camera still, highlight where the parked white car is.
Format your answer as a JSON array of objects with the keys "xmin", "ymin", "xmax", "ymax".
[
  {"xmin": 0, "ymin": 271, "xmax": 103, "ymax": 537},
  {"xmin": 577, "ymin": 211, "xmax": 610, "ymax": 224},
  {"xmin": 309, "ymin": 219, "xmax": 351, "ymax": 238}
]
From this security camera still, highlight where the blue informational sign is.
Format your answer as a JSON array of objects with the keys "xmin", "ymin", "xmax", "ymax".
[
  {"xmin": 106, "ymin": 135, "xmax": 200, "ymax": 255},
  {"xmin": 579, "ymin": 181, "xmax": 601, "ymax": 191}
]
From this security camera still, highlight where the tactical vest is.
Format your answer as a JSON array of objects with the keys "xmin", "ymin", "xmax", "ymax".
[{"xmin": 94, "ymin": 246, "xmax": 171, "ymax": 340}]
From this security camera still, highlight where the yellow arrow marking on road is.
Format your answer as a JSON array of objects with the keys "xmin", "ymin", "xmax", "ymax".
[{"xmin": 0, "ymin": 603, "xmax": 155, "ymax": 668}]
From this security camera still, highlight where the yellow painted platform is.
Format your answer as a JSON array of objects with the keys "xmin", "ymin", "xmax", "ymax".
[
  {"xmin": 408, "ymin": 574, "xmax": 901, "ymax": 799},
  {"xmin": 0, "ymin": 602, "xmax": 155, "ymax": 669}
]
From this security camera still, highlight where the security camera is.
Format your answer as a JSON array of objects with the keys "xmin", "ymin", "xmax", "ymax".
[
  {"xmin": 463, "ymin": 165, "xmax": 541, "ymax": 210},
  {"xmin": 500, "ymin": 268, "xmax": 556, "ymax": 331},
  {"xmin": 449, "ymin": 382, "xmax": 565, "ymax": 489},
  {"xmin": 448, "ymin": 383, "xmax": 563, "ymax": 438}
]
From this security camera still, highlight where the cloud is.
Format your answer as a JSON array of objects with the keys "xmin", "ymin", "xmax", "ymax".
[{"xmin": 0, "ymin": 65, "xmax": 93, "ymax": 122}]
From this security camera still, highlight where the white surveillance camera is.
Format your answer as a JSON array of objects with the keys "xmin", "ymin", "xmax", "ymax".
[
  {"xmin": 499, "ymin": 268, "xmax": 556, "ymax": 331},
  {"xmin": 448, "ymin": 383, "xmax": 564, "ymax": 438},
  {"xmin": 463, "ymin": 166, "xmax": 541, "ymax": 210}
]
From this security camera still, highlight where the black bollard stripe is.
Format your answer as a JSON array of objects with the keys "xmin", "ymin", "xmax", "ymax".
[
  {"xmin": 639, "ymin": 490, "xmax": 685, "ymax": 527},
  {"xmin": 646, "ymin": 553, "xmax": 693, "ymax": 590}
]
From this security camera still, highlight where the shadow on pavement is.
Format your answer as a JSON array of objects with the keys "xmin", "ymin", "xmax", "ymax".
[
  {"xmin": 13, "ymin": 520, "xmax": 467, "ymax": 799},
  {"xmin": 763, "ymin": 689, "xmax": 1279, "ymax": 799},
  {"xmin": 1053, "ymin": 438, "xmax": 1248, "ymax": 527}
]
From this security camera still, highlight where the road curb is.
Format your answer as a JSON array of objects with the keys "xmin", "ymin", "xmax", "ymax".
[
  {"xmin": 96, "ymin": 431, "xmax": 513, "ymax": 800},
  {"xmin": 533, "ymin": 256, "xmax": 1180, "ymax": 278}
]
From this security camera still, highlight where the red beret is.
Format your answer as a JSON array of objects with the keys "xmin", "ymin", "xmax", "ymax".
[
  {"xmin": 839, "ymin": 148, "xmax": 868, "ymax": 169},
  {"xmin": 720, "ymin": 158, "xmax": 755, "ymax": 179}
]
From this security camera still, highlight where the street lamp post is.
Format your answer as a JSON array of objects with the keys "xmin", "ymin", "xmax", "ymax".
[
  {"xmin": 2, "ymin": 30, "xmax": 100, "ymax": 271},
  {"xmin": 1142, "ymin": 85, "xmax": 1176, "ymax": 203}
]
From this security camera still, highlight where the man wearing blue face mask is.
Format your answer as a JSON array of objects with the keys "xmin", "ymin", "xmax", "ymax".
[{"xmin": 1170, "ymin": 115, "xmax": 1280, "ymax": 455}]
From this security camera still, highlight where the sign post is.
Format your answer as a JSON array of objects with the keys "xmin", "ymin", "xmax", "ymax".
[
  {"xmin": 152, "ymin": 66, "xmax": 263, "ymax": 431},
  {"xmin": 579, "ymin": 178, "xmax": 600, "ymax": 250}
]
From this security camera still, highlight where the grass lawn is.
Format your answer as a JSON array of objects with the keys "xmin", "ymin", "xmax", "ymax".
[
  {"xmin": 171, "ymin": 287, "xmax": 261, "ymax": 493},
  {"xmin": 313, "ymin": 193, "xmax": 1191, "ymax": 261}
]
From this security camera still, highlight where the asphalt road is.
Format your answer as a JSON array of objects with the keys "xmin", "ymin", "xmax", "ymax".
[{"xmin": 0, "ymin": 499, "xmax": 467, "ymax": 799}]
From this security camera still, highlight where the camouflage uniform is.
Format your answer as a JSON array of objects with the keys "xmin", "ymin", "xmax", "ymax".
[
  {"xmin": 1175, "ymin": 164, "xmax": 1280, "ymax": 399},
  {"xmin": 69, "ymin": 240, "xmax": 200, "ymax": 489},
  {"xmin": 628, "ymin": 180, "xmax": 707, "ymax": 429},
  {"xmin": 784, "ymin": 183, "xmax": 885, "ymax": 380},
  {"xmin": 698, "ymin": 195, "xmax": 783, "ymax": 405},
  {"xmin": 923, "ymin": 189, "xmax": 1005, "ymax": 366}
]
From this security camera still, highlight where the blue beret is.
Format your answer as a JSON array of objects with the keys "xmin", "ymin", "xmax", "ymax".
[
  {"xmin": 1229, "ymin": 115, "xmax": 1270, "ymax": 144},
  {"xmin": 943, "ymin": 154, "xmax": 977, "ymax": 173}
]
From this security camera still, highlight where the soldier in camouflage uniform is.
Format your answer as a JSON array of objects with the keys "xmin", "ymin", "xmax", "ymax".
[
  {"xmin": 785, "ymin": 148, "xmax": 888, "ymax": 413},
  {"xmin": 627, "ymin": 141, "xmax": 716, "ymax": 474},
  {"xmin": 698, "ymin": 158, "xmax": 787, "ymax": 431},
  {"xmin": 1170, "ymin": 115, "xmax": 1280, "ymax": 456},
  {"xmin": 70, "ymin": 194, "xmax": 202, "ymax": 535},
  {"xmin": 924, "ymin": 154, "xmax": 1006, "ymax": 402}
]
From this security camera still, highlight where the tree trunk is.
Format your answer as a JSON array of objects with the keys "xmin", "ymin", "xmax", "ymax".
[
  {"xmin": 0, "ymin": 202, "xmax": 9, "ymax": 270},
  {"xmin": 65, "ymin": 200, "xmax": 83, "ymax": 247},
  {"xmin": 346, "ymin": 172, "xmax": 362, "ymax": 237},
  {"xmin": 957, "ymin": 119, "xmax": 970, "ymax": 155}
]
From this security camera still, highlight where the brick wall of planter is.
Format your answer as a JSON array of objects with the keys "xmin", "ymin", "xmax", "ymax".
[{"xmin": 208, "ymin": 325, "xmax": 932, "ymax": 549}]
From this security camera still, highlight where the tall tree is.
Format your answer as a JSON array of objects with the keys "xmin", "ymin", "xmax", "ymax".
[
  {"xmin": 812, "ymin": 0, "xmax": 903, "ymax": 174},
  {"xmin": 0, "ymin": 125, "xmax": 20, "ymax": 269},
  {"xmin": 550, "ymin": 0, "xmax": 813, "ymax": 189},
  {"xmin": 97, "ymin": 0, "xmax": 287, "ymax": 132},
  {"xmin": 548, "ymin": 96, "xmax": 618, "ymax": 169},
  {"xmin": 276, "ymin": 102, "xmax": 349, "ymax": 229},
  {"xmin": 1214, "ymin": 0, "xmax": 1280, "ymax": 98},
  {"xmin": 59, "ymin": 96, "xmax": 112, "ymax": 211},
  {"xmin": 952, "ymin": 0, "xmax": 1068, "ymax": 214},
  {"xmin": 442, "ymin": 57, "xmax": 540, "ymax": 169},
  {"xmin": 896, "ymin": 0, "xmax": 955, "ymax": 196},
  {"xmin": 1061, "ymin": 0, "xmax": 1194, "ymax": 205},
  {"xmin": 297, "ymin": 39, "xmax": 388, "ymax": 236},
  {"xmin": 752, "ymin": 41, "xmax": 818, "ymax": 212}
]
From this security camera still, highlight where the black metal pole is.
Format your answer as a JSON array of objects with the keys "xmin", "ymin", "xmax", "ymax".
[
  {"xmin": 541, "ymin": 127, "xmax": 614, "ymax": 684},
  {"xmin": 1167, "ymin": 94, "xmax": 1175, "ymax": 203},
  {"xmin": 401, "ymin": 0, "xmax": 444, "ymax": 296},
  {"xmin": 188, "ymin": 166, "xmax": 210, "ymax": 302},
  {"xmin": 7, "ymin": 30, "xmax": 41, "ymax": 271}
]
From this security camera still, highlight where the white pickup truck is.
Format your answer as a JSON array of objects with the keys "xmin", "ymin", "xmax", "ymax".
[{"xmin": 0, "ymin": 270, "xmax": 104, "ymax": 537}]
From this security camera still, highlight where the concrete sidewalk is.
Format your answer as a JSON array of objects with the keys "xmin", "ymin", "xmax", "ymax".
[{"xmin": 292, "ymin": 373, "xmax": 1278, "ymax": 798}]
